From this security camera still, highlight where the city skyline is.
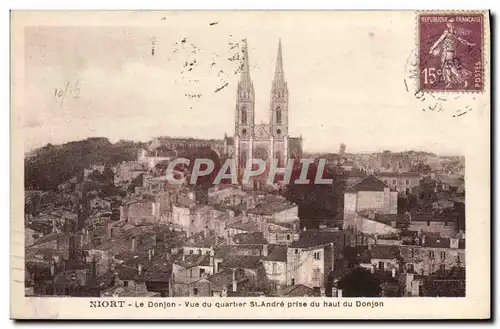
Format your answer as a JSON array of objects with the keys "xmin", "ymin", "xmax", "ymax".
[{"xmin": 23, "ymin": 12, "xmax": 471, "ymax": 155}]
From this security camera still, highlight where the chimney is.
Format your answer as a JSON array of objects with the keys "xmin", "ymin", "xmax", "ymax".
[
  {"xmin": 262, "ymin": 245, "xmax": 268, "ymax": 257},
  {"xmin": 50, "ymin": 261, "xmax": 55, "ymax": 277},
  {"xmin": 91, "ymin": 257, "xmax": 97, "ymax": 279},
  {"xmin": 131, "ymin": 237, "xmax": 137, "ymax": 252},
  {"xmin": 320, "ymin": 288, "xmax": 326, "ymax": 297},
  {"xmin": 138, "ymin": 264, "xmax": 143, "ymax": 276},
  {"xmin": 52, "ymin": 219, "xmax": 57, "ymax": 233},
  {"xmin": 232, "ymin": 269, "xmax": 237, "ymax": 292}
]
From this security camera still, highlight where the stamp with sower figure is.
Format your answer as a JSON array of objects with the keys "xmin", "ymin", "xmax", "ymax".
[{"xmin": 418, "ymin": 12, "xmax": 484, "ymax": 92}]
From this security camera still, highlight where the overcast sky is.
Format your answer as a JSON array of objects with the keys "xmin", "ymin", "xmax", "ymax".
[{"xmin": 22, "ymin": 11, "xmax": 476, "ymax": 155}]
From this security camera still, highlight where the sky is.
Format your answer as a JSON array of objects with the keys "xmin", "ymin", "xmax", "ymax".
[{"xmin": 21, "ymin": 11, "xmax": 477, "ymax": 155}]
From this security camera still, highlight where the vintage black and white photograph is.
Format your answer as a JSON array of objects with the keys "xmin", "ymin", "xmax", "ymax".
[{"xmin": 11, "ymin": 10, "xmax": 490, "ymax": 320}]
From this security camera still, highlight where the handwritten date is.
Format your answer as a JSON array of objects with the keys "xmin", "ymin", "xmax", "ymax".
[{"xmin": 53, "ymin": 81, "xmax": 80, "ymax": 108}]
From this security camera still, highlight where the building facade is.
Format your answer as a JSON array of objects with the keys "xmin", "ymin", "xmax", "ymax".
[{"xmin": 233, "ymin": 40, "xmax": 303, "ymax": 184}]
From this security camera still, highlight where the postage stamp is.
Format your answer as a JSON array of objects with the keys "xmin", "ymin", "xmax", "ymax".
[{"xmin": 418, "ymin": 12, "xmax": 484, "ymax": 92}]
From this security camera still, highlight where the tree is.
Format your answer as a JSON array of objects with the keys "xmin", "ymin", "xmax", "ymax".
[{"xmin": 338, "ymin": 267, "xmax": 382, "ymax": 297}]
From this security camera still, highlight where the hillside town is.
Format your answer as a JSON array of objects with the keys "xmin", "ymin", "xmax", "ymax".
[
  {"xmin": 24, "ymin": 39, "xmax": 466, "ymax": 298},
  {"xmin": 24, "ymin": 140, "xmax": 466, "ymax": 298}
]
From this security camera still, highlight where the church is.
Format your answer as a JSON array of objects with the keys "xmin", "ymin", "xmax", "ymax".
[
  {"xmin": 141, "ymin": 39, "xmax": 303, "ymax": 187},
  {"xmin": 226, "ymin": 39, "xmax": 303, "ymax": 181}
]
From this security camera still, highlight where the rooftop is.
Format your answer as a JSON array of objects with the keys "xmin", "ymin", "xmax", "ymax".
[
  {"xmin": 347, "ymin": 175, "xmax": 394, "ymax": 192},
  {"xmin": 377, "ymin": 172, "xmax": 420, "ymax": 178},
  {"xmin": 290, "ymin": 230, "xmax": 345, "ymax": 249}
]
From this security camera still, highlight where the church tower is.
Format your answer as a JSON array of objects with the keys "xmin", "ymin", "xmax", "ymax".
[
  {"xmin": 234, "ymin": 39, "xmax": 255, "ymax": 170},
  {"xmin": 269, "ymin": 39, "xmax": 289, "ymax": 164}
]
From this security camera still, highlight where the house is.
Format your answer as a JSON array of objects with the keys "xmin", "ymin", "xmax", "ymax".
[
  {"xmin": 25, "ymin": 222, "xmax": 53, "ymax": 246},
  {"xmin": 258, "ymin": 245, "xmax": 288, "ymax": 293},
  {"xmin": 286, "ymin": 231, "xmax": 345, "ymax": 289},
  {"xmin": 171, "ymin": 253, "xmax": 216, "ymax": 296},
  {"xmin": 344, "ymin": 175, "xmax": 398, "ymax": 216},
  {"xmin": 376, "ymin": 172, "xmax": 421, "ymax": 196},
  {"xmin": 207, "ymin": 185, "xmax": 248, "ymax": 205},
  {"xmin": 400, "ymin": 234, "xmax": 465, "ymax": 276},
  {"xmin": 89, "ymin": 197, "xmax": 113, "ymax": 212},
  {"xmin": 207, "ymin": 268, "xmax": 252, "ymax": 296},
  {"xmin": 344, "ymin": 212, "xmax": 404, "ymax": 238},
  {"xmin": 407, "ymin": 212, "xmax": 457, "ymax": 238},
  {"xmin": 358, "ymin": 245, "xmax": 401, "ymax": 275},
  {"xmin": 278, "ymin": 284, "xmax": 321, "ymax": 297}
]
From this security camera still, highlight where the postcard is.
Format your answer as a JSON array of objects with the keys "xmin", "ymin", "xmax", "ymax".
[{"xmin": 10, "ymin": 10, "xmax": 491, "ymax": 319}]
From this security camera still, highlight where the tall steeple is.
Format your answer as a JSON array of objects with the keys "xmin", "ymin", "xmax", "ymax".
[
  {"xmin": 270, "ymin": 38, "xmax": 288, "ymax": 139},
  {"xmin": 235, "ymin": 39, "xmax": 255, "ymax": 141},
  {"xmin": 240, "ymin": 39, "xmax": 252, "ymax": 84},
  {"xmin": 273, "ymin": 38, "xmax": 285, "ymax": 85}
]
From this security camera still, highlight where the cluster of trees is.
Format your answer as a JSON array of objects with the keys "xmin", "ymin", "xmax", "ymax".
[{"xmin": 25, "ymin": 138, "xmax": 146, "ymax": 191}]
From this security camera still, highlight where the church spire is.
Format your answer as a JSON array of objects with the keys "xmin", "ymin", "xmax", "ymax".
[
  {"xmin": 273, "ymin": 38, "xmax": 285, "ymax": 84},
  {"xmin": 240, "ymin": 39, "xmax": 251, "ymax": 83}
]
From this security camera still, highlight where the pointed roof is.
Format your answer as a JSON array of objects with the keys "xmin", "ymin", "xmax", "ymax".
[
  {"xmin": 349, "ymin": 175, "xmax": 392, "ymax": 192},
  {"xmin": 273, "ymin": 38, "xmax": 285, "ymax": 84},
  {"xmin": 240, "ymin": 39, "xmax": 251, "ymax": 83}
]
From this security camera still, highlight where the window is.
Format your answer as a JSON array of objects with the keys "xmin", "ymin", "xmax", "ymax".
[
  {"xmin": 295, "ymin": 249, "xmax": 299, "ymax": 255},
  {"xmin": 241, "ymin": 106, "xmax": 247, "ymax": 125},
  {"xmin": 291, "ymin": 278, "xmax": 295, "ymax": 285},
  {"xmin": 286, "ymin": 234, "xmax": 290, "ymax": 241},
  {"xmin": 406, "ymin": 263, "xmax": 415, "ymax": 273},
  {"xmin": 123, "ymin": 280, "xmax": 129, "ymax": 287},
  {"xmin": 189, "ymin": 249, "xmax": 194, "ymax": 255},
  {"xmin": 406, "ymin": 180, "xmax": 410, "ymax": 185},
  {"xmin": 392, "ymin": 180, "xmax": 397, "ymax": 185},
  {"xmin": 429, "ymin": 251, "xmax": 435, "ymax": 259},
  {"xmin": 200, "ymin": 268, "xmax": 205, "ymax": 276},
  {"xmin": 439, "ymin": 264, "xmax": 446, "ymax": 273},
  {"xmin": 313, "ymin": 252, "xmax": 321, "ymax": 260},
  {"xmin": 276, "ymin": 107, "xmax": 282, "ymax": 124},
  {"xmin": 410, "ymin": 248, "xmax": 415, "ymax": 258},
  {"xmin": 193, "ymin": 288, "xmax": 198, "ymax": 296},
  {"xmin": 379, "ymin": 261, "xmax": 385, "ymax": 271},
  {"xmin": 440, "ymin": 251, "xmax": 446, "ymax": 259},
  {"xmin": 190, "ymin": 269, "xmax": 193, "ymax": 278},
  {"xmin": 312, "ymin": 268, "xmax": 320, "ymax": 284},
  {"xmin": 206, "ymin": 251, "xmax": 211, "ymax": 255},
  {"xmin": 198, "ymin": 249, "xmax": 202, "ymax": 255}
]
